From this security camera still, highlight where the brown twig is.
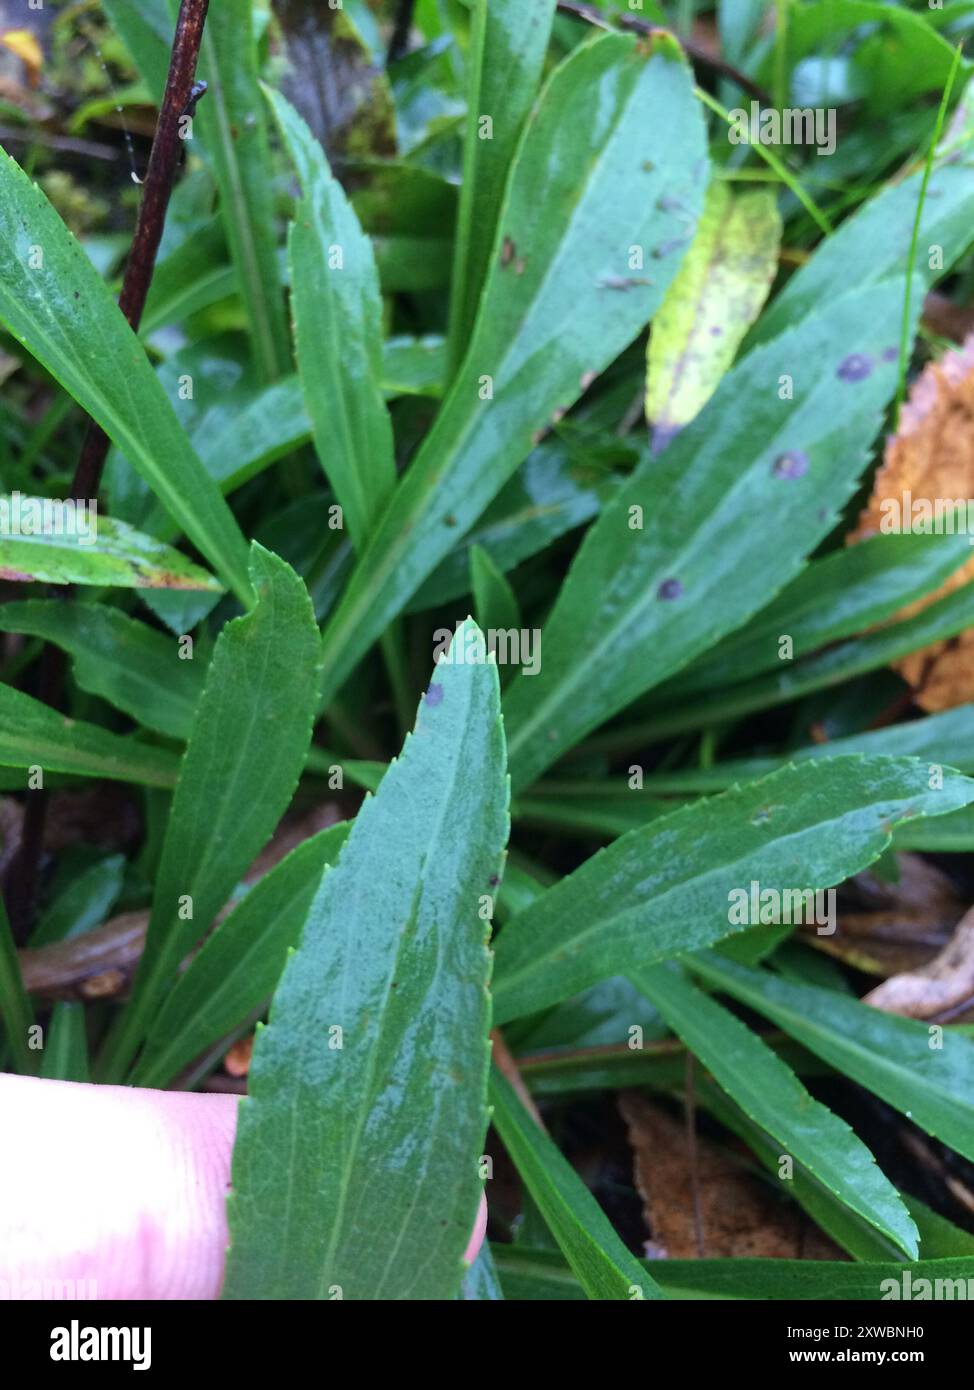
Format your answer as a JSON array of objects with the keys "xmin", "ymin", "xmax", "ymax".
[
  {"xmin": 74, "ymin": 17, "xmax": 211, "ymax": 500},
  {"xmin": 3, "ymin": 0, "xmax": 211, "ymax": 937},
  {"xmin": 684, "ymin": 1052, "xmax": 706, "ymax": 1257},
  {"xmin": 555, "ymin": 0, "xmax": 771, "ymax": 105},
  {"xmin": 0, "ymin": 126, "xmax": 118, "ymax": 161},
  {"xmin": 17, "ymin": 803, "xmax": 341, "ymax": 997}
]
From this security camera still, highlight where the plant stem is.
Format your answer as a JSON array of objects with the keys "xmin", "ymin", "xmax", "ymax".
[
  {"xmin": 74, "ymin": 1, "xmax": 212, "ymax": 501},
  {"xmin": 895, "ymin": 43, "xmax": 963, "ymax": 426},
  {"xmin": 773, "ymin": 0, "xmax": 788, "ymax": 114},
  {"xmin": 555, "ymin": 0, "xmax": 771, "ymax": 104},
  {"xmin": 695, "ymin": 86, "xmax": 832, "ymax": 237},
  {"xmin": 2, "ymin": 0, "xmax": 212, "ymax": 938}
]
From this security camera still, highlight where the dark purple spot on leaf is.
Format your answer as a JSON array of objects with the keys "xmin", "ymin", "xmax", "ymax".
[
  {"xmin": 657, "ymin": 578, "xmax": 683, "ymax": 601},
  {"xmin": 772, "ymin": 450, "xmax": 809, "ymax": 479},
  {"xmin": 425, "ymin": 683, "xmax": 444, "ymax": 708},
  {"xmin": 652, "ymin": 238, "xmax": 685, "ymax": 260},
  {"xmin": 882, "ymin": 346, "xmax": 899, "ymax": 362},
  {"xmin": 837, "ymin": 353, "xmax": 874, "ymax": 382}
]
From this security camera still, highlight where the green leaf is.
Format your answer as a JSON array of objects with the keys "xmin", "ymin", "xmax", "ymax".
[
  {"xmin": 39, "ymin": 1003, "xmax": 89, "ymax": 1082},
  {"xmin": 207, "ymin": 336, "xmax": 442, "ymax": 470},
  {"xmin": 492, "ymin": 756, "xmax": 974, "ymax": 1024},
  {"xmin": 319, "ymin": 32, "xmax": 708, "ymax": 706},
  {"xmin": 408, "ymin": 434, "xmax": 621, "ymax": 612},
  {"xmin": 516, "ymin": 1032, "xmax": 823, "ymax": 1102},
  {"xmin": 99, "ymin": 545, "xmax": 321, "ymax": 1081},
  {"xmin": 657, "ymin": 528, "xmax": 974, "ymax": 704},
  {"xmin": 0, "ymin": 601, "xmax": 204, "ymax": 741},
  {"xmin": 32, "ymin": 853, "xmax": 126, "ymax": 948},
  {"xmin": 132, "ymin": 821, "xmax": 352, "ymax": 1090},
  {"xmin": 511, "ymin": 971, "xmax": 668, "ymax": 1057},
  {"xmin": 752, "ymin": 93, "xmax": 974, "ymax": 345},
  {"xmin": 447, "ymin": 0, "xmax": 557, "ymax": 373},
  {"xmin": 718, "ymin": 0, "xmax": 765, "ymax": 66},
  {"xmin": 470, "ymin": 544, "xmax": 521, "ymax": 638},
  {"xmin": 0, "ymin": 497, "xmax": 221, "ymax": 590},
  {"xmin": 0, "ymin": 147, "xmax": 252, "ymax": 605},
  {"xmin": 100, "ymin": 0, "xmax": 171, "ymax": 98},
  {"xmin": 489, "ymin": 1067, "xmax": 662, "ymax": 1300},
  {"xmin": 646, "ymin": 182, "xmax": 780, "ymax": 450},
  {"xmin": 503, "ymin": 278, "xmax": 913, "ymax": 791},
  {"xmin": 894, "ymin": 802, "xmax": 974, "ymax": 853},
  {"xmin": 265, "ymin": 87, "xmax": 395, "ymax": 547},
  {"xmin": 632, "ymin": 962, "xmax": 918, "ymax": 1258},
  {"xmin": 634, "ymin": 573, "xmax": 974, "ymax": 742},
  {"xmin": 690, "ymin": 1070, "xmax": 909, "ymax": 1261},
  {"xmin": 223, "ymin": 618, "xmax": 508, "ymax": 1300},
  {"xmin": 304, "ymin": 746, "xmax": 386, "ymax": 793},
  {"xmin": 192, "ymin": 0, "xmax": 291, "ymax": 381},
  {"xmin": 140, "ymin": 217, "xmax": 236, "ymax": 335},
  {"xmin": 494, "ymin": 1246, "xmax": 974, "ymax": 1301},
  {"xmin": 909, "ymin": 1196, "xmax": 974, "ymax": 1259},
  {"xmin": 691, "ymin": 1065, "xmax": 974, "ymax": 1261},
  {"xmin": 775, "ymin": 0, "xmax": 967, "ymax": 116},
  {"xmin": 690, "ymin": 953, "xmax": 974, "ymax": 1166},
  {"xmin": 573, "ymin": 705, "xmax": 974, "ymax": 803},
  {"xmin": 0, "ymin": 892, "xmax": 35, "ymax": 1075},
  {"xmin": 381, "ymin": 336, "xmax": 447, "ymax": 399},
  {"xmin": 130, "ymin": 338, "xmax": 445, "ymax": 543},
  {"xmin": 0, "ymin": 682, "xmax": 179, "ymax": 787},
  {"xmin": 513, "ymin": 790, "xmax": 673, "ymax": 840}
]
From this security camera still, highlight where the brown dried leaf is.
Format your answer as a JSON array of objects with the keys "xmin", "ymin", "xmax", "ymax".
[
  {"xmin": 863, "ymin": 901, "xmax": 974, "ymax": 1020},
  {"xmin": 849, "ymin": 334, "xmax": 974, "ymax": 710},
  {"xmin": 923, "ymin": 290, "xmax": 974, "ymax": 344},
  {"xmin": 812, "ymin": 911, "xmax": 957, "ymax": 978},
  {"xmin": 619, "ymin": 1092, "xmax": 840, "ymax": 1260},
  {"xmin": 808, "ymin": 853, "xmax": 964, "ymax": 978},
  {"xmin": 17, "ymin": 801, "xmax": 344, "ymax": 1001}
]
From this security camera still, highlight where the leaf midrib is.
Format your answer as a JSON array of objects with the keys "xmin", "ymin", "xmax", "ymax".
[{"xmin": 494, "ymin": 777, "xmax": 937, "ymax": 1005}]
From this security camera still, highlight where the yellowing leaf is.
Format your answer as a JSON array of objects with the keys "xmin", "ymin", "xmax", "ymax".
[
  {"xmin": 1, "ymin": 29, "xmax": 43, "ymax": 86},
  {"xmin": 645, "ymin": 181, "xmax": 780, "ymax": 451}
]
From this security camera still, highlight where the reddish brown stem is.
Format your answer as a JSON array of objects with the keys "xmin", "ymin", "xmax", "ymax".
[
  {"xmin": 73, "ymin": 4, "xmax": 211, "ymax": 501},
  {"xmin": 3, "ymin": 0, "xmax": 211, "ymax": 937}
]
